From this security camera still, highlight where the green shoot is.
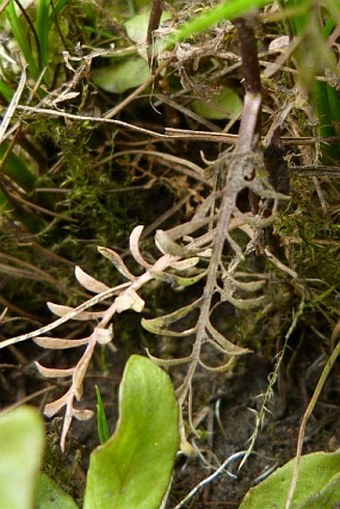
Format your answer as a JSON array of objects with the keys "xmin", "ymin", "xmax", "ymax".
[{"xmin": 95, "ymin": 385, "xmax": 110, "ymax": 444}]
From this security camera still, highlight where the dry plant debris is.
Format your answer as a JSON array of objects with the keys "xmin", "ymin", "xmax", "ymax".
[{"xmin": 0, "ymin": 1, "xmax": 339, "ymax": 505}]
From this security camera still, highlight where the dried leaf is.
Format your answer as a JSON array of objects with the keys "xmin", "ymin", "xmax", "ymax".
[
  {"xmin": 155, "ymin": 230, "xmax": 194, "ymax": 257},
  {"xmin": 199, "ymin": 356, "xmax": 236, "ymax": 373},
  {"xmin": 75, "ymin": 266, "xmax": 110, "ymax": 293},
  {"xmin": 73, "ymin": 341, "xmax": 97, "ymax": 400},
  {"xmin": 264, "ymin": 248, "xmax": 298, "ymax": 278},
  {"xmin": 226, "ymin": 294, "xmax": 266, "ymax": 310},
  {"xmin": 145, "ymin": 348, "xmax": 194, "ymax": 366},
  {"xmin": 171, "ymin": 270, "xmax": 207, "ymax": 287},
  {"xmin": 225, "ymin": 276, "xmax": 266, "ymax": 292},
  {"xmin": 35, "ymin": 362, "xmax": 75, "ymax": 378},
  {"xmin": 129, "ymin": 225, "xmax": 152, "ymax": 268},
  {"xmin": 141, "ymin": 298, "xmax": 201, "ymax": 335},
  {"xmin": 72, "ymin": 408, "xmax": 94, "ymax": 421},
  {"xmin": 170, "ymin": 257, "xmax": 200, "ymax": 271},
  {"xmin": 94, "ymin": 325, "xmax": 114, "ymax": 345},
  {"xmin": 44, "ymin": 393, "xmax": 69, "ymax": 418},
  {"xmin": 142, "ymin": 320, "xmax": 196, "ymax": 337},
  {"xmin": 150, "ymin": 269, "xmax": 206, "ymax": 288},
  {"xmin": 98, "ymin": 246, "xmax": 136, "ymax": 281},
  {"xmin": 116, "ymin": 289, "xmax": 145, "ymax": 313},
  {"xmin": 207, "ymin": 322, "xmax": 251, "ymax": 356},
  {"xmin": 33, "ymin": 336, "xmax": 90, "ymax": 349},
  {"xmin": 47, "ymin": 302, "xmax": 105, "ymax": 321}
]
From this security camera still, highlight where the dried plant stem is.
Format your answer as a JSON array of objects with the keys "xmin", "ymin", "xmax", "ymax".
[
  {"xmin": 177, "ymin": 87, "xmax": 262, "ymax": 410},
  {"xmin": 0, "ymin": 67, "xmax": 26, "ymax": 143},
  {"xmin": 239, "ymin": 297, "xmax": 305, "ymax": 470},
  {"xmin": 177, "ymin": 12, "xmax": 263, "ymax": 418},
  {"xmin": 285, "ymin": 322, "xmax": 340, "ymax": 509}
]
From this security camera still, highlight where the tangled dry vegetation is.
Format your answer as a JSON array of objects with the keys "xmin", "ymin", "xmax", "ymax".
[{"xmin": 0, "ymin": 0, "xmax": 339, "ymax": 504}]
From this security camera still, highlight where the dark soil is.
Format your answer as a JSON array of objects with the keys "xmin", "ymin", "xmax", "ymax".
[{"xmin": 1, "ymin": 324, "xmax": 339, "ymax": 507}]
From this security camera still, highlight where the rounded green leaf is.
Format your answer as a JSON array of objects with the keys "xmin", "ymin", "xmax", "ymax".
[
  {"xmin": 0, "ymin": 406, "xmax": 45, "ymax": 509},
  {"xmin": 35, "ymin": 473, "xmax": 78, "ymax": 509},
  {"xmin": 84, "ymin": 355, "xmax": 179, "ymax": 509},
  {"xmin": 192, "ymin": 87, "xmax": 242, "ymax": 119},
  {"xmin": 93, "ymin": 57, "xmax": 150, "ymax": 94},
  {"xmin": 239, "ymin": 451, "xmax": 340, "ymax": 509}
]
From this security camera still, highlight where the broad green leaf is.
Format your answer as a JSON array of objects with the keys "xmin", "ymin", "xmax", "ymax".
[
  {"xmin": 239, "ymin": 451, "xmax": 340, "ymax": 509},
  {"xmin": 192, "ymin": 87, "xmax": 243, "ymax": 120},
  {"xmin": 125, "ymin": 10, "xmax": 171, "ymax": 60},
  {"xmin": 35, "ymin": 473, "xmax": 78, "ymax": 509},
  {"xmin": 93, "ymin": 57, "xmax": 150, "ymax": 94},
  {"xmin": 0, "ymin": 406, "xmax": 45, "ymax": 509},
  {"xmin": 125, "ymin": 10, "xmax": 171, "ymax": 46},
  {"xmin": 84, "ymin": 355, "xmax": 179, "ymax": 509}
]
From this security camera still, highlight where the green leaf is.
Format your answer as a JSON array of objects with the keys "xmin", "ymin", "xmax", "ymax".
[
  {"xmin": 0, "ymin": 406, "xmax": 45, "ymax": 509},
  {"xmin": 192, "ymin": 87, "xmax": 243, "ymax": 120},
  {"xmin": 35, "ymin": 473, "xmax": 78, "ymax": 509},
  {"xmin": 165, "ymin": 0, "xmax": 272, "ymax": 45},
  {"xmin": 93, "ymin": 56, "xmax": 150, "ymax": 94},
  {"xmin": 5, "ymin": 0, "xmax": 40, "ymax": 80},
  {"xmin": 239, "ymin": 451, "xmax": 340, "ymax": 509},
  {"xmin": 95, "ymin": 385, "xmax": 110, "ymax": 444},
  {"xmin": 125, "ymin": 10, "xmax": 170, "ymax": 46},
  {"xmin": 84, "ymin": 355, "xmax": 179, "ymax": 509},
  {"xmin": 36, "ymin": 0, "xmax": 51, "ymax": 70},
  {"xmin": 0, "ymin": 141, "xmax": 36, "ymax": 192}
]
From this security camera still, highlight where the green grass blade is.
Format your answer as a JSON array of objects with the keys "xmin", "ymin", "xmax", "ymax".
[
  {"xmin": 36, "ymin": 0, "xmax": 50, "ymax": 70},
  {"xmin": 0, "ymin": 80, "xmax": 14, "ymax": 101},
  {"xmin": 49, "ymin": 0, "xmax": 69, "ymax": 21},
  {"xmin": 166, "ymin": 0, "xmax": 272, "ymax": 45},
  {"xmin": 95, "ymin": 385, "xmax": 111, "ymax": 444},
  {"xmin": 5, "ymin": 0, "xmax": 39, "ymax": 80}
]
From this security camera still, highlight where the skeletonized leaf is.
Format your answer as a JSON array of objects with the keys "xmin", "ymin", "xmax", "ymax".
[
  {"xmin": 98, "ymin": 246, "xmax": 135, "ymax": 281},
  {"xmin": 75, "ymin": 266, "xmax": 110, "ymax": 293},
  {"xmin": 116, "ymin": 289, "xmax": 145, "ymax": 313},
  {"xmin": 47, "ymin": 302, "xmax": 105, "ymax": 320},
  {"xmin": 207, "ymin": 322, "xmax": 251, "ymax": 356},
  {"xmin": 33, "ymin": 336, "xmax": 90, "ymax": 349},
  {"xmin": 35, "ymin": 362, "xmax": 75, "ymax": 378},
  {"xmin": 129, "ymin": 225, "xmax": 151, "ymax": 268}
]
